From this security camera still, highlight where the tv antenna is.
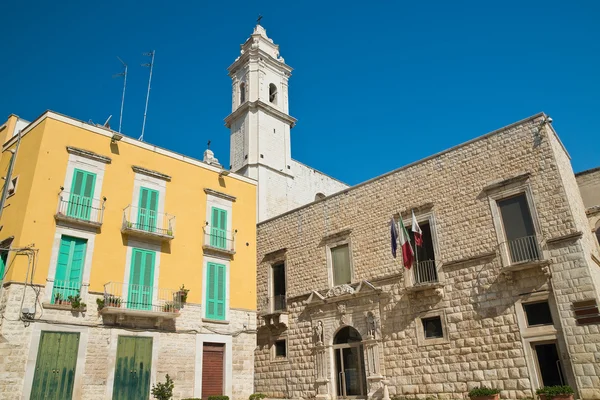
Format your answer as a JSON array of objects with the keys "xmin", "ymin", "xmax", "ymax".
[
  {"xmin": 113, "ymin": 57, "xmax": 128, "ymax": 133},
  {"xmin": 139, "ymin": 50, "xmax": 155, "ymax": 141}
]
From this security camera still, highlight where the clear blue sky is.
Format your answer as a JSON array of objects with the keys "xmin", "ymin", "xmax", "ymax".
[{"xmin": 2, "ymin": 1, "xmax": 598, "ymax": 184}]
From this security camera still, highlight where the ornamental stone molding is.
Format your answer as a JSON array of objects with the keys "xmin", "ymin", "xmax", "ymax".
[{"xmin": 326, "ymin": 284, "xmax": 355, "ymax": 298}]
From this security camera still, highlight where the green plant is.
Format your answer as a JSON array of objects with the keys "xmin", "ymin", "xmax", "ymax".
[
  {"xmin": 96, "ymin": 297, "xmax": 105, "ymax": 310},
  {"xmin": 536, "ymin": 385, "xmax": 574, "ymax": 397},
  {"xmin": 67, "ymin": 292, "xmax": 86, "ymax": 310},
  {"xmin": 250, "ymin": 394, "xmax": 267, "ymax": 400},
  {"xmin": 468, "ymin": 386, "xmax": 500, "ymax": 397},
  {"xmin": 54, "ymin": 293, "xmax": 63, "ymax": 303},
  {"xmin": 162, "ymin": 302, "xmax": 180, "ymax": 313},
  {"xmin": 177, "ymin": 284, "xmax": 190, "ymax": 303},
  {"xmin": 105, "ymin": 295, "xmax": 122, "ymax": 308},
  {"xmin": 151, "ymin": 374, "xmax": 174, "ymax": 400},
  {"xmin": 208, "ymin": 396, "xmax": 229, "ymax": 400}
]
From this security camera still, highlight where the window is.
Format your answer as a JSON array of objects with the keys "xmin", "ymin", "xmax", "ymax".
[
  {"xmin": 128, "ymin": 248, "xmax": 156, "ymax": 310},
  {"xmin": 523, "ymin": 301, "xmax": 553, "ymax": 326},
  {"xmin": 210, "ymin": 207, "xmax": 228, "ymax": 249},
  {"xmin": 498, "ymin": 193, "xmax": 539, "ymax": 263},
  {"xmin": 269, "ymin": 83, "xmax": 277, "ymax": 104},
  {"xmin": 137, "ymin": 187, "xmax": 159, "ymax": 232},
  {"xmin": 68, "ymin": 169, "xmax": 96, "ymax": 220},
  {"xmin": 331, "ymin": 244, "xmax": 351, "ymax": 286},
  {"xmin": 7, "ymin": 176, "xmax": 18, "ymax": 196},
  {"xmin": 274, "ymin": 339, "xmax": 287, "ymax": 358},
  {"xmin": 206, "ymin": 262, "xmax": 226, "ymax": 320},
  {"xmin": 408, "ymin": 220, "xmax": 438, "ymax": 284},
  {"xmin": 272, "ymin": 262, "xmax": 286, "ymax": 312},
  {"xmin": 52, "ymin": 236, "xmax": 87, "ymax": 304},
  {"xmin": 422, "ymin": 316, "xmax": 443, "ymax": 339},
  {"xmin": 240, "ymin": 82, "xmax": 246, "ymax": 104}
]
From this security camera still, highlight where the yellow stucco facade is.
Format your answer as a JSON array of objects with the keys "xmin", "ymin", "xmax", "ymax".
[{"xmin": 0, "ymin": 111, "xmax": 257, "ymax": 310}]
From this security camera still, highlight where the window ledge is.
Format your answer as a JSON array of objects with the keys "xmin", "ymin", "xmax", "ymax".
[
  {"xmin": 420, "ymin": 337, "xmax": 449, "ymax": 346},
  {"xmin": 407, "ymin": 282, "xmax": 444, "ymax": 293},
  {"xmin": 42, "ymin": 302, "xmax": 87, "ymax": 312},
  {"xmin": 202, "ymin": 318, "xmax": 230, "ymax": 325},
  {"xmin": 270, "ymin": 358, "xmax": 288, "ymax": 364},
  {"xmin": 202, "ymin": 245, "xmax": 235, "ymax": 258},
  {"xmin": 503, "ymin": 259, "xmax": 550, "ymax": 272}
]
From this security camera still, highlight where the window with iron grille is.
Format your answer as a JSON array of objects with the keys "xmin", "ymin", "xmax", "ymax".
[{"xmin": 498, "ymin": 194, "xmax": 539, "ymax": 264}]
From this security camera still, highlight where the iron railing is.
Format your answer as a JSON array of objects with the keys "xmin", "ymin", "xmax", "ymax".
[
  {"xmin": 51, "ymin": 279, "xmax": 82, "ymax": 304},
  {"xmin": 122, "ymin": 205, "xmax": 175, "ymax": 238},
  {"xmin": 413, "ymin": 260, "xmax": 439, "ymax": 285},
  {"xmin": 56, "ymin": 191, "xmax": 104, "ymax": 224},
  {"xmin": 503, "ymin": 235, "xmax": 541, "ymax": 265},
  {"xmin": 203, "ymin": 230, "xmax": 235, "ymax": 252},
  {"xmin": 101, "ymin": 282, "xmax": 182, "ymax": 313},
  {"xmin": 271, "ymin": 294, "xmax": 287, "ymax": 312}
]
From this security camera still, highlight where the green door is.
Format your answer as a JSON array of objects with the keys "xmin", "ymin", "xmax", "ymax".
[
  {"xmin": 210, "ymin": 207, "xmax": 227, "ymax": 249},
  {"xmin": 206, "ymin": 262, "xmax": 226, "ymax": 320},
  {"xmin": 128, "ymin": 249, "xmax": 155, "ymax": 310},
  {"xmin": 137, "ymin": 187, "xmax": 159, "ymax": 232},
  {"xmin": 52, "ymin": 236, "xmax": 87, "ymax": 304},
  {"xmin": 67, "ymin": 169, "xmax": 96, "ymax": 220},
  {"xmin": 112, "ymin": 336, "xmax": 153, "ymax": 400},
  {"xmin": 30, "ymin": 331, "xmax": 79, "ymax": 400}
]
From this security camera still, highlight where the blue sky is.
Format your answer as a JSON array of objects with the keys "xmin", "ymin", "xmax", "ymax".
[{"xmin": 1, "ymin": 1, "xmax": 598, "ymax": 185}]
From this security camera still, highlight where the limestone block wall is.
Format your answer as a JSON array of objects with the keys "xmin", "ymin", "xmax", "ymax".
[
  {"xmin": 255, "ymin": 114, "xmax": 600, "ymax": 399},
  {"xmin": 0, "ymin": 283, "xmax": 256, "ymax": 400}
]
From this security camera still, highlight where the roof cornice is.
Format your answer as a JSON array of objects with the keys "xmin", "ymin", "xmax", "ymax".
[{"xmin": 224, "ymin": 100, "xmax": 297, "ymax": 128}]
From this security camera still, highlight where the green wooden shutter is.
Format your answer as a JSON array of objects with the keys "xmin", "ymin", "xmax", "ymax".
[
  {"xmin": 0, "ymin": 251, "xmax": 8, "ymax": 281},
  {"xmin": 206, "ymin": 262, "xmax": 226, "ymax": 320},
  {"xmin": 210, "ymin": 207, "xmax": 228, "ymax": 249},
  {"xmin": 52, "ymin": 236, "xmax": 87, "ymax": 304},
  {"xmin": 67, "ymin": 169, "xmax": 96, "ymax": 220},
  {"xmin": 128, "ymin": 249, "xmax": 155, "ymax": 310},
  {"xmin": 31, "ymin": 332, "xmax": 79, "ymax": 400},
  {"xmin": 137, "ymin": 187, "xmax": 159, "ymax": 232}
]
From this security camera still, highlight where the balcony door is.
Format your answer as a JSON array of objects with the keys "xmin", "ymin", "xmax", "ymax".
[
  {"xmin": 137, "ymin": 187, "xmax": 158, "ymax": 232},
  {"xmin": 498, "ymin": 194, "xmax": 539, "ymax": 263},
  {"xmin": 271, "ymin": 263, "xmax": 286, "ymax": 312},
  {"xmin": 67, "ymin": 169, "xmax": 96, "ymax": 221},
  {"xmin": 128, "ymin": 249, "xmax": 155, "ymax": 310}
]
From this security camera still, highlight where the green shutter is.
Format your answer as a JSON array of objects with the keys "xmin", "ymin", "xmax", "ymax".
[
  {"xmin": 206, "ymin": 262, "xmax": 226, "ymax": 320},
  {"xmin": 31, "ymin": 332, "xmax": 79, "ymax": 400},
  {"xmin": 112, "ymin": 336, "xmax": 152, "ymax": 400},
  {"xmin": 52, "ymin": 236, "xmax": 87, "ymax": 304},
  {"xmin": 0, "ymin": 251, "xmax": 8, "ymax": 281},
  {"xmin": 137, "ymin": 187, "xmax": 159, "ymax": 232},
  {"xmin": 210, "ymin": 207, "xmax": 228, "ymax": 249},
  {"xmin": 128, "ymin": 249, "xmax": 155, "ymax": 310},
  {"xmin": 67, "ymin": 169, "xmax": 96, "ymax": 220}
]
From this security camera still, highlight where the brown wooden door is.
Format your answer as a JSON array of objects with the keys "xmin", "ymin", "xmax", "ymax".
[{"xmin": 202, "ymin": 343, "xmax": 224, "ymax": 398}]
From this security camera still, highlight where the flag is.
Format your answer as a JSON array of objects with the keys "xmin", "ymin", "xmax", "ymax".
[
  {"xmin": 390, "ymin": 217, "xmax": 398, "ymax": 258},
  {"xmin": 411, "ymin": 210, "xmax": 423, "ymax": 247},
  {"xmin": 398, "ymin": 219, "xmax": 414, "ymax": 269}
]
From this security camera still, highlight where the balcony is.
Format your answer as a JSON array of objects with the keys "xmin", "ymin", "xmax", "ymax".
[
  {"xmin": 202, "ymin": 229, "xmax": 236, "ymax": 256},
  {"xmin": 500, "ymin": 235, "xmax": 548, "ymax": 272},
  {"xmin": 121, "ymin": 205, "xmax": 175, "ymax": 241},
  {"xmin": 407, "ymin": 260, "xmax": 443, "ymax": 292},
  {"xmin": 43, "ymin": 279, "xmax": 87, "ymax": 311},
  {"xmin": 98, "ymin": 282, "xmax": 182, "ymax": 324},
  {"xmin": 54, "ymin": 191, "xmax": 104, "ymax": 229},
  {"xmin": 260, "ymin": 295, "xmax": 288, "ymax": 327}
]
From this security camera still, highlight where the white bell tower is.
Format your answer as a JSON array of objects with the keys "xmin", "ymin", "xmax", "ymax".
[{"xmin": 225, "ymin": 24, "xmax": 297, "ymax": 221}]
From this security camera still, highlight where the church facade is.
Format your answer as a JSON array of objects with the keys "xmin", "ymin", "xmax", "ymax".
[
  {"xmin": 225, "ymin": 25, "xmax": 348, "ymax": 223},
  {"xmin": 254, "ymin": 110, "xmax": 600, "ymax": 400}
]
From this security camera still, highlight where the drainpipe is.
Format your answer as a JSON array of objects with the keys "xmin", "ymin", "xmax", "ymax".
[{"xmin": 0, "ymin": 132, "xmax": 21, "ymax": 223}]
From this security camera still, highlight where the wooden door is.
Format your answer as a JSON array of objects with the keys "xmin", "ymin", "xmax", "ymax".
[
  {"xmin": 202, "ymin": 343, "xmax": 224, "ymax": 398},
  {"xmin": 30, "ymin": 331, "xmax": 79, "ymax": 400},
  {"xmin": 112, "ymin": 336, "xmax": 153, "ymax": 400}
]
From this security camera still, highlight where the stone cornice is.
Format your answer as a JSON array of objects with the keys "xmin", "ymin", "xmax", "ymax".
[
  {"xmin": 66, "ymin": 146, "xmax": 112, "ymax": 164},
  {"xmin": 443, "ymin": 251, "xmax": 497, "ymax": 267},
  {"xmin": 204, "ymin": 188, "xmax": 236, "ymax": 202},
  {"xmin": 546, "ymin": 231, "xmax": 583, "ymax": 245},
  {"xmin": 228, "ymin": 48, "xmax": 293, "ymax": 76},
  {"xmin": 132, "ymin": 166, "xmax": 171, "ymax": 182},
  {"xmin": 586, "ymin": 205, "xmax": 600, "ymax": 216},
  {"xmin": 482, "ymin": 172, "xmax": 530, "ymax": 192},
  {"xmin": 224, "ymin": 100, "xmax": 297, "ymax": 128}
]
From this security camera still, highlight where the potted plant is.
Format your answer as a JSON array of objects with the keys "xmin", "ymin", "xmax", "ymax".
[
  {"xmin": 151, "ymin": 374, "xmax": 174, "ymax": 400},
  {"xmin": 175, "ymin": 284, "xmax": 189, "ymax": 304},
  {"xmin": 469, "ymin": 386, "xmax": 500, "ymax": 400},
  {"xmin": 163, "ymin": 302, "xmax": 181, "ymax": 313},
  {"xmin": 96, "ymin": 297, "xmax": 105, "ymax": 311},
  {"xmin": 536, "ymin": 385, "xmax": 574, "ymax": 400},
  {"xmin": 105, "ymin": 295, "xmax": 122, "ymax": 308},
  {"xmin": 54, "ymin": 293, "xmax": 63, "ymax": 305},
  {"xmin": 67, "ymin": 292, "xmax": 86, "ymax": 311}
]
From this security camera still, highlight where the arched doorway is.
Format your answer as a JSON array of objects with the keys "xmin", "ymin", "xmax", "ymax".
[{"xmin": 333, "ymin": 327, "xmax": 367, "ymax": 398}]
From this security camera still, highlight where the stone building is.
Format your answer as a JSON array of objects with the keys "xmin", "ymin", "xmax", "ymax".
[
  {"xmin": 255, "ymin": 114, "xmax": 600, "ymax": 399},
  {"xmin": 576, "ymin": 167, "xmax": 600, "ymax": 246},
  {"xmin": 226, "ymin": 25, "xmax": 348, "ymax": 222}
]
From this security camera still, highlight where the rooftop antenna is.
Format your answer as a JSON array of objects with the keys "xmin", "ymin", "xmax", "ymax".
[
  {"xmin": 113, "ymin": 57, "xmax": 128, "ymax": 133},
  {"xmin": 139, "ymin": 50, "xmax": 155, "ymax": 141}
]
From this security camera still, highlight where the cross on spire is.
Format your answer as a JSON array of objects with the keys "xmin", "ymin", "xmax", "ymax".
[{"xmin": 257, "ymin": 15, "xmax": 263, "ymax": 25}]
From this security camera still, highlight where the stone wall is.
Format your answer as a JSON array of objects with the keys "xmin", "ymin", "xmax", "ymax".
[
  {"xmin": 0, "ymin": 283, "xmax": 256, "ymax": 400},
  {"xmin": 255, "ymin": 114, "xmax": 600, "ymax": 399}
]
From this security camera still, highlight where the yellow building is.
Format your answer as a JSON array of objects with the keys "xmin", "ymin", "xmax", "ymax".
[{"xmin": 0, "ymin": 111, "xmax": 257, "ymax": 400}]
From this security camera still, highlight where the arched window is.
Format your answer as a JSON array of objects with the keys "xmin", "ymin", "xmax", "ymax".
[
  {"xmin": 240, "ymin": 82, "xmax": 246, "ymax": 104},
  {"xmin": 269, "ymin": 83, "xmax": 277, "ymax": 104},
  {"xmin": 315, "ymin": 193, "xmax": 326, "ymax": 201},
  {"xmin": 334, "ymin": 326, "xmax": 362, "ymax": 344}
]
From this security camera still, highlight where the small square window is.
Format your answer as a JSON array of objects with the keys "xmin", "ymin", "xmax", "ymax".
[
  {"xmin": 274, "ymin": 339, "xmax": 286, "ymax": 358},
  {"xmin": 523, "ymin": 301, "xmax": 553, "ymax": 326},
  {"xmin": 422, "ymin": 316, "xmax": 443, "ymax": 339}
]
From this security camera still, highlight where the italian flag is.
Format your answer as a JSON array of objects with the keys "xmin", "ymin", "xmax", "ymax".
[{"xmin": 398, "ymin": 220, "xmax": 414, "ymax": 269}]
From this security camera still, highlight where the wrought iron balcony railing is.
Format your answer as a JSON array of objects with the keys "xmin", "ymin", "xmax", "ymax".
[
  {"xmin": 122, "ymin": 205, "xmax": 175, "ymax": 240},
  {"xmin": 55, "ymin": 191, "xmax": 104, "ymax": 226},
  {"xmin": 51, "ymin": 279, "xmax": 82, "ymax": 305},
  {"xmin": 502, "ymin": 235, "xmax": 542, "ymax": 265},
  {"xmin": 412, "ymin": 260, "xmax": 439, "ymax": 285},
  {"xmin": 203, "ymin": 230, "xmax": 235, "ymax": 253},
  {"xmin": 100, "ymin": 282, "xmax": 182, "ymax": 315},
  {"xmin": 271, "ymin": 294, "xmax": 287, "ymax": 313}
]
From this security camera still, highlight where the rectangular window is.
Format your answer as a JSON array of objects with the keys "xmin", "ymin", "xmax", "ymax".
[
  {"xmin": 52, "ymin": 235, "xmax": 87, "ymax": 304},
  {"xmin": 523, "ymin": 301, "xmax": 553, "ymax": 326},
  {"xmin": 498, "ymin": 194, "xmax": 539, "ymax": 263},
  {"xmin": 206, "ymin": 262, "xmax": 226, "ymax": 320},
  {"xmin": 67, "ymin": 169, "xmax": 96, "ymax": 221},
  {"xmin": 272, "ymin": 263, "xmax": 286, "ymax": 312},
  {"xmin": 331, "ymin": 244, "xmax": 351, "ymax": 286},
  {"xmin": 137, "ymin": 187, "xmax": 159, "ymax": 232},
  {"xmin": 0, "ymin": 251, "xmax": 8, "ymax": 281},
  {"xmin": 210, "ymin": 207, "xmax": 228, "ymax": 249},
  {"xmin": 274, "ymin": 339, "xmax": 287, "ymax": 358},
  {"xmin": 128, "ymin": 249, "xmax": 155, "ymax": 310},
  {"xmin": 422, "ymin": 316, "xmax": 443, "ymax": 339},
  {"xmin": 408, "ymin": 221, "xmax": 438, "ymax": 284}
]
